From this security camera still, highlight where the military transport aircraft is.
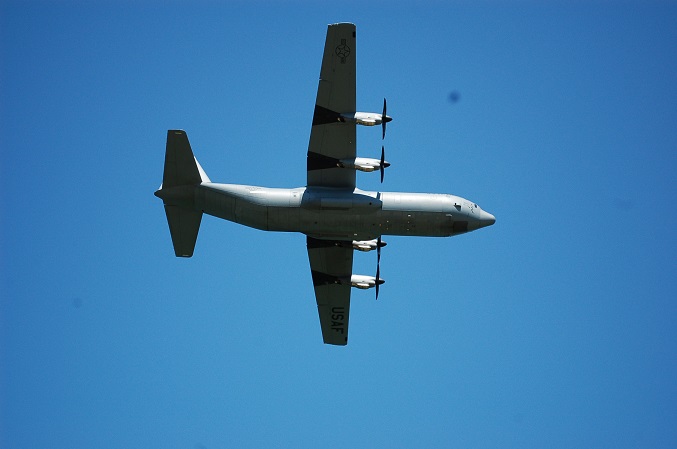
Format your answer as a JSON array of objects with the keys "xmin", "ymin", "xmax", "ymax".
[{"xmin": 155, "ymin": 23, "xmax": 495, "ymax": 345}]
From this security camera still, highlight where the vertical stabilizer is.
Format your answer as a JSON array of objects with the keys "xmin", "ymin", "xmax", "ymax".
[{"xmin": 155, "ymin": 130, "xmax": 208, "ymax": 257}]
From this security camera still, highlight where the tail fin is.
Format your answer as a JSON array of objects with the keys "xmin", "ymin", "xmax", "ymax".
[{"xmin": 155, "ymin": 130, "xmax": 210, "ymax": 257}]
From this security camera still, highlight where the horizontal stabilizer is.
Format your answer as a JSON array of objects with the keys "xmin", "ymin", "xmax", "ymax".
[
  {"xmin": 164, "ymin": 205, "xmax": 202, "ymax": 257},
  {"xmin": 162, "ymin": 130, "xmax": 209, "ymax": 188}
]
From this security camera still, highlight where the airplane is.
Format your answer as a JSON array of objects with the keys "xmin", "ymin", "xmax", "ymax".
[{"xmin": 154, "ymin": 23, "xmax": 495, "ymax": 345}]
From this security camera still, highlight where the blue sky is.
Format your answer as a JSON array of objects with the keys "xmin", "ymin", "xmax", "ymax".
[{"xmin": 1, "ymin": 1, "xmax": 676, "ymax": 448}]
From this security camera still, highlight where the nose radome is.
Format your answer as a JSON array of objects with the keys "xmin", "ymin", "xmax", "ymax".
[{"xmin": 479, "ymin": 210, "xmax": 496, "ymax": 228}]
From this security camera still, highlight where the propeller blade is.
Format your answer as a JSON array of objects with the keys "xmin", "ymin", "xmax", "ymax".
[
  {"xmin": 376, "ymin": 235, "xmax": 382, "ymax": 300},
  {"xmin": 382, "ymin": 98, "xmax": 387, "ymax": 139},
  {"xmin": 380, "ymin": 146, "xmax": 385, "ymax": 183},
  {"xmin": 375, "ymin": 263, "xmax": 380, "ymax": 300}
]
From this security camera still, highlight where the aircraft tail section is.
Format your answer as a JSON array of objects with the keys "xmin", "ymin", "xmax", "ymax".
[{"xmin": 155, "ymin": 130, "xmax": 210, "ymax": 257}]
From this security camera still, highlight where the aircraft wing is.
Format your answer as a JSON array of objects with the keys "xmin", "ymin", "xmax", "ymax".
[
  {"xmin": 307, "ymin": 22, "xmax": 357, "ymax": 189},
  {"xmin": 307, "ymin": 237, "xmax": 354, "ymax": 345}
]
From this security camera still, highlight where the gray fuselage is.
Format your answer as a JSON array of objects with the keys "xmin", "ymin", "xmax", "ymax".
[{"xmin": 195, "ymin": 183, "xmax": 495, "ymax": 241}]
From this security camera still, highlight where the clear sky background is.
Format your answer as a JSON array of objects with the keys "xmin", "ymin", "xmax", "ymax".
[{"xmin": 1, "ymin": 1, "xmax": 676, "ymax": 448}]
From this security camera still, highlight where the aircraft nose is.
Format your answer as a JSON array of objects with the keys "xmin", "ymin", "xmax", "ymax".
[{"xmin": 478, "ymin": 210, "xmax": 496, "ymax": 228}]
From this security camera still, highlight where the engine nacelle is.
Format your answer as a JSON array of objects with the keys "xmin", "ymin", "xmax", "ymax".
[
  {"xmin": 341, "ymin": 111, "xmax": 392, "ymax": 126},
  {"xmin": 343, "ymin": 112, "xmax": 378, "ymax": 126},
  {"xmin": 350, "ymin": 274, "xmax": 385, "ymax": 289},
  {"xmin": 352, "ymin": 239, "xmax": 387, "ymax": 252},
  {"xmin": 339, "ymin": 157, "xmax": 390, "ymax": 173}
]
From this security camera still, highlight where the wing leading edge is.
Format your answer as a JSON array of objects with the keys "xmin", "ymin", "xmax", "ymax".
[{"xmin": 307, "ymin": 22, "xmax": 357, "ymax": 190}]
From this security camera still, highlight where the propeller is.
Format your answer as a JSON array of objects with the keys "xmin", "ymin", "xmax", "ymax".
[
  {"xmin": 375, "ymin": 236, "xmax": 383, "ymax": 300},
  {"xmin": 380, "ymin": 146, "xmax": 386, "ymax": 183},
  {"xmin": 381, "ymin": 98, "xmax": 392, "ymax": 140}
]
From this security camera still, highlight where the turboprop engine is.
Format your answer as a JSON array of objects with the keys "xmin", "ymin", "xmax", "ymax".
[
  {"xmin": 338, "ymin": 157, "xmax": 390, "ymax": 173},
  {"xmin": 350, "ymin": 274, "xmax": 385, "ymax": 290},
  {"xmin": 352, "ymin": 239, "xmax": 388, "ymax": 252},
  {"xmin": 342, "ymin": 112, "xmax": 392, "ymax": 127},
  {"xmin": 340, "ymin": 98, "xmax": 392, "ymax": 139},
  {"xmin": 307, "ymin": 145, "xmax": 390, "ymax": 183}
]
